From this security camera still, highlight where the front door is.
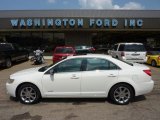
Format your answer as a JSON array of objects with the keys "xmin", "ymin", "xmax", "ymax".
[{"xmin": 42, "ymin": 58, "xmax": 83, "ymax": 97}]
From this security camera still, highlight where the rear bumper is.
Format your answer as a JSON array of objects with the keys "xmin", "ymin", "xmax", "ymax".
[
  {"xmin": 135, "ymin": 80, "xmax": 154, "ymax": 96},
  {"xmin": 123, "ymin": 58, "xmax": 147, "ymax": 63}
]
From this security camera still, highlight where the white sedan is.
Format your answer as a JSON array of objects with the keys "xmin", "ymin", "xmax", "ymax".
[{"xmin": 6, "ymin": 54, "xmax": 154, "ymax": 105}]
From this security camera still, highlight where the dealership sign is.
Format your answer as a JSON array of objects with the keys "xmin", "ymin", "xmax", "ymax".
[{"xmin": 10, "ymin": 18, "xmax": 143, "ymax": 29}]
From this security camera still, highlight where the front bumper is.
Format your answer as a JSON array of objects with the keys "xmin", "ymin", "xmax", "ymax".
[{"xmin": 6, "ymin": 82, "xmax": 17, "ymax": 97}]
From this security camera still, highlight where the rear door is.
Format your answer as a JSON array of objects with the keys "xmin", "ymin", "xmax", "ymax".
[{"xmin": 81, "ymin": 58, "xmax": 119, "ymax": 97}]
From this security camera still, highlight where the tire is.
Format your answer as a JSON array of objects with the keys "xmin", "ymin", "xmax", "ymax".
[
  {"xmin": 109, "ymin": 84, "xmax": 134, "ymax": 105},
  {"xmin": 5, "ymin": 58, "xmax": 12, "ymax": 68},
  {"xmin": 151, "ymin": 60, "xmax": 157, "ymax": 67},
  {"xmin": 18, "ymin": 83, "xmax": 41, "ymax": 104}
]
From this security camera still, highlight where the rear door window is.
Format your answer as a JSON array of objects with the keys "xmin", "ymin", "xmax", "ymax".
[{"xmin": 86, "ymin": 58, "xmax": 120, "ymax": 71}]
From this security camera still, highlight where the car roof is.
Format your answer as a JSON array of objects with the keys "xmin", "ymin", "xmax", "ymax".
[{"xmin": 67, "ymin": 54, "xmax": 111, "ymax": 59}]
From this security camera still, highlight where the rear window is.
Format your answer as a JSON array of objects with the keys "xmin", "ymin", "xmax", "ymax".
[
  {"xmin": 121, "ymin": 60, "xmax": 133, "ymax": 66},
  {"xmin": 119, "ymin": 44, "xmax": 146, "ymax": 52},
  {"xmin": 55, "ymin": 48, "xmax": 74, "ymax": 54}
]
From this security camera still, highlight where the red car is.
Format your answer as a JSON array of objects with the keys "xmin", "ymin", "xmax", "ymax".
[{"xmin": 53, "ymin": 46, "xmax": 76, "ymax": 63}]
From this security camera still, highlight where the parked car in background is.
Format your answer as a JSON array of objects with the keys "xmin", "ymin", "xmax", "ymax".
[
  {"xmin": 109, "ymin": 43, "xmax": 147, "ymax": 63},
  {"xmin": 146, "ymin": 51, "xmax": 160, "ymax": 67},
  {"xmin": 53, "ymin": 46, "xmax": 76, "ymax": 63},
  {"xmin": 0, "ymin": 43, "xmax": 29, "ymax": 68},
  {"xmin": 6, "ymin": 54, "xmax": 154, "ymax": 105},
  {"xmin": 75, "ymin": 45, "xmax": 95, "ymax": 54},
  {"xmin": 94, "ymin": 44, "xmax": 109, "ymax": 54}
]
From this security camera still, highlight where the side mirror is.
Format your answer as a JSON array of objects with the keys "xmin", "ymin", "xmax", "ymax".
[{"xmin": 50, "ymin": 69, "xmax": 54, "ymax": 76}]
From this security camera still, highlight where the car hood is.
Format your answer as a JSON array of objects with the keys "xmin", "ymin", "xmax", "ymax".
[{"xmin": 10, "ymin": 67, "xmax": 41, "ymax": 78}]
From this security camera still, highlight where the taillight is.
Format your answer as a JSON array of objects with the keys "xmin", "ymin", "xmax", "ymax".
[
  {"xmin": 158, "ymin": 56, "xmax": 160, "ymax": 60},
  {"xmin": 143, "ymin": 70, "xmax": 151, "ymax": 76},
  {"xmin": 121, "ymin": 52, "xmax": 124, "ymax": 57}
]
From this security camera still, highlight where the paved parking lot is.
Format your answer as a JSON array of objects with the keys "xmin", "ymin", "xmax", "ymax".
[{"xmin": 0, "ymin": 60, "xmax": 160, "ymax": 120}]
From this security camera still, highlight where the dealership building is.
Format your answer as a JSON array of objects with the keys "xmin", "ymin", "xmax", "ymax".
[{"xmin": 0, "ymin": 10, "xmax": 160, "ymax": 54}]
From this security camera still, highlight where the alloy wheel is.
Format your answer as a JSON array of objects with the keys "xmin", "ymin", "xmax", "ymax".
[
  {"xmin": 20, "ymin": 86, "xmax": 37, "ymax": 103},
  {"xmin": 110, "ymin": 84, "xmax": 133, "ymax": 105},
  {"xmin": 18, "ymin": 84, "xmax": 41, "ymax": 104},
  {"xmin": 113, "ymin": 86, "xmax": 131, "ymax": 104}
]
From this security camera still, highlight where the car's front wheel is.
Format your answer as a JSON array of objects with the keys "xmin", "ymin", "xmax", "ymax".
[
  {"xmin": 109, "ymin": 84, "xmax": 134, "ymax": 105},
  {"xmin": 18, "ymin": 84, "xmax": 41, "ymax": 104}
]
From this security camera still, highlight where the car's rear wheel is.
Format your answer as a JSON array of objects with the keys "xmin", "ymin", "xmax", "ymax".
[
  {"xmin": 18, "ymin": 84, "xmax": 41, "ymax": 104},
  {"xmin": 151, "ymin": 60, "xmax": 157, "ymax": 67},
  {"xmin": 5, "ymin": 58, "xmax": 12, "ymax": 68},
  {"xmin": 109, "ymin": 84, "xmax": 134, "ymax": 105}
]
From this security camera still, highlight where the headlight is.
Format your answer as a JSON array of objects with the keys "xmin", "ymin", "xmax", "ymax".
[{"xmin": 8, "ymin": 78, "xmax": 14, "ymax": 84}]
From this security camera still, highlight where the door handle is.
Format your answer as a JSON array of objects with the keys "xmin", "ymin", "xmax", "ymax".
[
  {"xmin": 108, "ymin": 74, "xmax": 117, "ymax": 77},
  {"xmin": 71, "ymin": 75, "xmax": 79, "ymax": 79},
  {"xmin": 71, "ymin": 77, "xmax": 79, "ymax": 79}
]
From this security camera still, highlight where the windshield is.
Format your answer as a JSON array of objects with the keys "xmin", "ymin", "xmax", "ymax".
[
  {"xmin": 55, "ymin": 48, "xmax": 74, "ymax": 54},
  {"xmin": 38, "ymin": 64, "xmax": 53, "ymax": 72}
]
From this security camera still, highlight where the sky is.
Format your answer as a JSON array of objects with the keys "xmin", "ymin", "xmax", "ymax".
[{"xmin": 0, "ymin": 0, "xmax": 159, "ymax": 10}]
